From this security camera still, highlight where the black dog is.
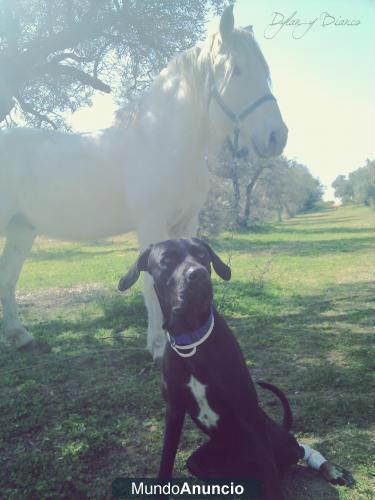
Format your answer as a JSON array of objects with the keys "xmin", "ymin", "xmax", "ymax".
[{"xmin": 119, "ymin": 238, "xmax": 354, "ymax": 499}]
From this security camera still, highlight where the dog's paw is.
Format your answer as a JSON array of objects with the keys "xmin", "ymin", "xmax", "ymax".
[{"xmin": 319, "ymin": 461, "xmax": 355, "ymax": 487}]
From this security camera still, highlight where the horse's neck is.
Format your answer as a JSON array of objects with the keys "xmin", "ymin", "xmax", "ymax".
[
  {"xmin": 110, "ymin": 48, "xmax": 221, "ymax": 168},
  {"xmin": 159, "ymin": 81, "xmax": 205, "ymax": 135},
  {"xmin": 138, "ymin": 55, "xmax": 210, "ymax": 157}
]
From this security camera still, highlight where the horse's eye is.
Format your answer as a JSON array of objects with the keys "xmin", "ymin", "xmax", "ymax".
[{"xmin": 233, "ymin": 65, "xmax": 241, "ymax": 76}]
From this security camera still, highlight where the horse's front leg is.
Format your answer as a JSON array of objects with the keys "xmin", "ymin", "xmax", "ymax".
[
  {"xmin": 169, "ymin": 212, "xmax": 199, "ymax": 240},
  {"xmin": 136, "ymin": 213, "xmax": 200, "ymax": 359},
  {"xmin": 0, "ymin": 216, "xmax": 36, "ymax": 349},
  {"xmin": 136, "ymin": 223, "xmax": 169, "ymax": 359},
  {"xmin": 143, "ymin": 272, "xmax": 166, "ymax": 359}
]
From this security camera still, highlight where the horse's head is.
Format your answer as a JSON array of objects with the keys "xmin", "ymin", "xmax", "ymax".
[{"xmin": 201, "ymin": 6, "xmax": 287, "ymax": 159}]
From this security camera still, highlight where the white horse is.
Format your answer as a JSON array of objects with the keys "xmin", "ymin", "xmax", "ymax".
[{"xmin": 0, "ymin": 7, "xmax": 287, "ymax": 358}]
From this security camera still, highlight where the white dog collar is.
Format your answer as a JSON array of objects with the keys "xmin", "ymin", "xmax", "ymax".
[{"xmin": 166, "ymin": 309, "xmax": 215, "ymax": 358}]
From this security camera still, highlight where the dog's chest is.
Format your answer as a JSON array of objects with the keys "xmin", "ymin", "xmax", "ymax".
[{"xmin": 187, "ymin": 376, "xmax": 219, "ymax": 430}]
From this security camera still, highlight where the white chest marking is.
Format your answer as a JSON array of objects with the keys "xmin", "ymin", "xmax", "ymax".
[{"xmin": 187, "ymin": 376, "xmax": 219, "ymax": 429}]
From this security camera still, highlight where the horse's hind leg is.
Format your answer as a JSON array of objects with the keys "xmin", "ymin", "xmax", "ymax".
[{"xmin": 0, "ymin": 215, "xmax": 36, "ymax": 348}]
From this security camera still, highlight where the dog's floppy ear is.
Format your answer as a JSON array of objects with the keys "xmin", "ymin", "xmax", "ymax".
[
  {"xmin": 118, "ymin": 245, "xmax": 152, "ymax": 291},
  {"xmin": 203, "ymin": 242, "xmax": 231, "ymax": 281}
]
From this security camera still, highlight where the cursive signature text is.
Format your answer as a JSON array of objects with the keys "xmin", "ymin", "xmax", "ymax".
[{"xmin": 264, "ymin": 11, "xmax": 361, "ymax": 39}]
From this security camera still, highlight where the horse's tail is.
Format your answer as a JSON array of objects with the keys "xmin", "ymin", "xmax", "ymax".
[{"xmin": 257, "ymin": 381, "xmax": 293, "ymax": 432}]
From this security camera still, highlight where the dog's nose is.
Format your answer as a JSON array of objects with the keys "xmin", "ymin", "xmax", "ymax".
[{"xmin": 186, "ymin": 267, "xmax": 207, "ymax": 282}]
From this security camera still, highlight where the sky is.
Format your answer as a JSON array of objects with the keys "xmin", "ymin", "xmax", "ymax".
[{"xmin": 67, "ymin": 0, "xmax": 375, "ymax": 200}]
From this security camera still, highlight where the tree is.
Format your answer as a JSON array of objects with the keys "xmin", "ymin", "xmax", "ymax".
[
  {"xmin": 202, "ymin": 153, "xmax": 323, "ymax": 233},
  {"xmin": 332, "ymin": 174, "xmax": 352, "ymax": 202},
  {"xmin": 0, "ymin": 0, "xmax": 225, "ymax": 129},
  {"xmin": 211, "ymin": 145, "xmax": 277, "ymax": 228},
  {"xmin": 255, "ymin": 158, "xmax": 323, "ymax": 221},
  {"xmin": 332, "ymin": 160, "xmax": 375, "ymax": 205},
  {"xmin": 349, "ymin": 160, "xmax": 375, "ymax": 205}
]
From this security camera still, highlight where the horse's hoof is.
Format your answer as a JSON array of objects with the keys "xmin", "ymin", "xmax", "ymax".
[
  {"xmin": 319, "ymin": 461, "xmax": 355, "ymax": 487},
  {"xmin": 18, "ymin": 339, "xmax": 51, "ymax": 353},
  {"xmin": 8, "ymin": 327, "xmax": 34, "ymax": 349},
  {"xmin": 147, "ymin": 334, "xmax": 166, "ymax": 360},
  {"xmin": 153, "ymin": 342, "xmax": 166, "ymax": 359}
]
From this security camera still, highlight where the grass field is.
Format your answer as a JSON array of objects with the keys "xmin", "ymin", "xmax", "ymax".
[{"xmin": 0, "ymin": 204, "xmax": 374, "ymax": 499}]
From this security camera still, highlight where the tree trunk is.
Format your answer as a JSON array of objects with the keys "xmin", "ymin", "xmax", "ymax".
[
  {"xmin": 277, "ymin": 207, "xmax": 283, "ymax": 222},
  {"xmin": 0, "ymin": 79, "xmax": 15, "ymax": 122},
  {"xmin": 283, "ymin": 203, "xmax": 293, "ymax": 217},
  {"xmin": 241, "ymin": 165, "xmax": 264, "ymax": 227},
  {"xmin": 230, "ymin": 161, "xmax": 242, "ymax": 226}
]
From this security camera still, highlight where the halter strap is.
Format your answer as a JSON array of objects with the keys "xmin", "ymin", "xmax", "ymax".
[
  {"xmin": 210, "ymin": 84, "xmax": 277, "ymax": 159},
  {"xmin": 238, "ymin": 93, "xmax": 276, "ymax": 121},
  {"xmin": 210, "ymin": 88, "xmax": 276, "ymax": 125},
  {"xmin": 211, "ymin": 88, "xmax": 237, "ymax": 122}
]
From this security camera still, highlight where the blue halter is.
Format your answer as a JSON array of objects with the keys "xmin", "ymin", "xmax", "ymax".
[{"xmin": 210, "ymin": 86, "xmax": 276, "ymax": 158}]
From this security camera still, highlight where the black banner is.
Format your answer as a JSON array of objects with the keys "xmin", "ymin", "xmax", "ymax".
[{"xmin": 112, "ymin": 477, "xmax": 262, "ymax": 499}]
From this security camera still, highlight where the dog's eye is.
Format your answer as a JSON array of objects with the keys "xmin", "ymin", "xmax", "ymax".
[
  {"xmin": 161, "ymin": 255, "xmax": 176, "ymax": 266},
  {"xmin": 193, "ymin": 249, "xmax": 208, "ymax": 261}
]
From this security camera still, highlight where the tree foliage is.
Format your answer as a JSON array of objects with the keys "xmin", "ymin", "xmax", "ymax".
[
  {"xmin": 0, "ymin": 0, "xmax": 225, "ymax": 129},
  {"xmin": 257, "ymin": 158, "xmax": 324, "ymax": 220},
  {"xmin": 332, "ymin": 174, "xmax": 353, "ymax": 203},
  {"xmin": 332, "ymin": 159, "xmax": 375, "ymax": 205},
  {"xmin": 200, "ymin": 155, "xmax": 324, "ymax": 234}
]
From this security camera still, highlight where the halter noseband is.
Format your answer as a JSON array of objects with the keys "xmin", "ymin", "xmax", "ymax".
[{"xmin": 210, "ymin": 86, "xmax": 276, "ymax": 158}]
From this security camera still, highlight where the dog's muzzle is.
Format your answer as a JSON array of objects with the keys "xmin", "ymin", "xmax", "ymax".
[{"xmin": 181, "ymin": 267, "xmax": 212, "ymax": 308}]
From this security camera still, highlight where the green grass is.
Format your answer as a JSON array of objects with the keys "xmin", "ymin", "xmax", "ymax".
[{"xmin": 0, "ymin": 204, "xmax": 374, "ymax": 499}]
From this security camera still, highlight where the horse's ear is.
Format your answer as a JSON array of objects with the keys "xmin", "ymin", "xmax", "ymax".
[
  {"xmin": 202, "ymin": 241, "xmax": 231, "ymax": 281},
  {"xmin": 244, "ymin": 25, "xmax": 253, "ymax": 34},
  {"xmin": 220, "ymin": 5, "xmax": 235, "ymax": 43},
  {"xmin": 118, "ymin": 246, "xmax": 152, "ymax": 291}
]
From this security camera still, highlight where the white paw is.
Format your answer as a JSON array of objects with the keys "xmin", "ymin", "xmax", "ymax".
[{"xmin": 319, "ymin": 461, "xmax": 355, "ymax": 487}]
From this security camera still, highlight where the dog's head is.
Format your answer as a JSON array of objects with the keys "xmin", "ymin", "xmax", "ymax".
[{"xmin": 118, "ymin": 238, "xmax": 231, "ymax": 334}]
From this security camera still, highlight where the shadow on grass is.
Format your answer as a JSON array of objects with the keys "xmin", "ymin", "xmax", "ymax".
[
  {"xmin": 224, "ymin": 280, "xmax": 374, "ymax": 434},
  {"xmin": 0, "ymin": 279, "xmax": 372, "ymax": 498},
  {"xmin": 5, "ymin": 293, "xmax": 145, "ymax": 346},
  {"xmin": 210, "ymin": 235, "xmax": 373, "ymax": 256},
  {"xmin": 279, "ymin": 226, "xmax": 371, "ymax": 235},
  {"xmin": 284, "ymin": 464, "xmax": 341, "ymax": 500},
  {"xmin": 284, "ymin": 216, "xmax": 363, "ymax": 225},
  {"xmin": 28, "ymin": 247, "xmax": 122, "ymax": 262}
]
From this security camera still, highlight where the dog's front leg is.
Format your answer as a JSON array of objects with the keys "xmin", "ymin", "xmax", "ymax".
[{"xmin": 158, "ymin": 405, "xmax": 185, "ymax": 479}]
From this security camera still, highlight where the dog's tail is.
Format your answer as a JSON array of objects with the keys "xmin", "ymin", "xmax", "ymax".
[{"xmin": 257, "ymin": 381, "xmax": 293, "ymax": 432}]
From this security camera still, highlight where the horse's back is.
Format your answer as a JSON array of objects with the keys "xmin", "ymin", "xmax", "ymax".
[
  {"xmin": 0, "ymin": 128, "xmax": 81, "ymax": 231},
  {"xmin": 0, "ymin": 127, "xmax": 132, "ymax": 238},
  {"xmin": 0, "ymin": 127, "xmax": 99, "ymax": 173}
]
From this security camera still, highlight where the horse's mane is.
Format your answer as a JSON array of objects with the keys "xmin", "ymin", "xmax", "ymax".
[
  {"xmin": 113, "ymin": 46, "xmax": 206, "ymax": 128},
  {"xmin": 170, "ymin": 27, "xmax": 272, "ymax": 95},
  {"xmin": 113, "ymin": 99, "xmax": 140, "ymax": 128},
  {"xmin": 114, "ymin": 27, "xmax": 271, "ymax": 128}
]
